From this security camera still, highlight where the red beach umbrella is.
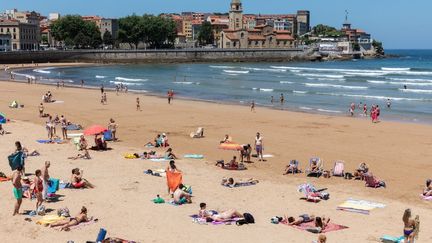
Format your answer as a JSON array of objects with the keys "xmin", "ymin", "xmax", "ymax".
[
  {"xmin": 84, "ymin": 125, "xmax": 107, "ymax": 136},
  {"xmin": 218, "ymin": 142, "xmax": 243, "ymax": 151}
]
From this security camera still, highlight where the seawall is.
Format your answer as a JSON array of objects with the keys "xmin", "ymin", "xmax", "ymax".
[{"xmin": 0, "ymin": 48, "xmax": 319, "ymax": 64}]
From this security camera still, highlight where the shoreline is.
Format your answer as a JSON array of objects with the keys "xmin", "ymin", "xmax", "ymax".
[{"xmin": 5, "ymin": 63, "xmax": 432, "ymax": 127}]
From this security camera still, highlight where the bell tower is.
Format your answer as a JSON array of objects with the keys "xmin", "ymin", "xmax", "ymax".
[{"xmin": 229, "ymin": 0, "xmax": 243, "ymax": 30}]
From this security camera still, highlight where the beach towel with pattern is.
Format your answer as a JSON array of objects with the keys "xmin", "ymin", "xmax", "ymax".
[{"xmin": 284, "ymin": 221, "xmax": 348, "ymax": 233}]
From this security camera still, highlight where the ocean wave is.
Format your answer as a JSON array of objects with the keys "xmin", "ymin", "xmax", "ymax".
[
  {"xmin": 293, "ymin": 90, "xmax": 307, "ymax": 94},
  {"xmin": 299, "ymin": 106, "xmax": 313, "ymax": 110},
  {"xmin": 297, "ymin": 73, "xmax": 345, "ymax": 79},
  {"xmin": 304, "ymin": 83, "xmax": 368, "ymax": 90},
  {"xmin": 223, "ymin": 70, "xmax": 249, "ymax": 74},
  {"xmin": 96, "ymin": 75, "xmax": 106, "ymax": 79},
  {"xmin": 317, "ymin": 109, "xmax": 342, "ymax": 113},
  {"xmin": 109, "ymin": 81, "xmax": 142, "ymax": 86},
  {"xmin": 209, "ymin": 65, "xmax": 235, "ymax": 69},
  {"xmin": 381, "ymin": 67, "xmax": 411, "ymax": 71},
  {"xmin": 271, "ymin": 66, "xmax": 431, "ymax": 76},
  {"xmin": 279, "ymin": 81, "xmax": 293, "ymax": 84},
  {"xmin": 115, "ymin": 77, "xmax": 148, "ymax": 82},
  {"xmin": 241, "ymin": 67, "xmax": 286, "ymax": 72},
  {"xmin": 370, "ymin": 80, "xmax": 432, "ymax": 86},
  {"xmin": 367, "ymin": 80, "xmax": 388, "ymax": 84},
  {"xmin": 344, "ymin": 72, "xmax": 386, "ymax": 77},
  {"xmin": 307, "ymin": 77, "xmax": 346, "ymax": 82},
  {"xmin": 173, "ymin": 81, "xmax": 200, "ymax": 85},
  {"xmin": 399, "ymin": 89, "xmax": 432, "ymax": 94},
  {"xmin": 259, "ymin": 88, "xmax": 274, "ymax": 92},
  {"xmin": 33, "ymin": 68, "xmax": 51, "ymax": 74},
  {"xmin": 289, "ymin": 70, "xmax": 301, "ymax": 73},
  {"xmin": 387, "ymin": 78, "xmax": 432, "ymax": 83},
  {"xmin": 318, "ymin": 92, "xmax": 430, "ymax": 102}
]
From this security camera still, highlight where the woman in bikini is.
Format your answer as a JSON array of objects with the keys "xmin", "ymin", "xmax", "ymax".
[
  {"xmin": 423, "ymin": 179, "xmax": 432, "ymax": 196},
  {"xmin": 199, "ymin": 203, "xmax": 243, "ymax": 222},
  {"xmin": 33, "ymin": 169, "xmax": 44, "ymax": 211},
  {"xmin": 108, "ymin": 118, "xmax": 118, "ymax": 141},
  {"xmin": 71, "ymin": 168, "xmax": 94, "ymax": 188},
  {"xmin": 403, "ymin": 208, "xmax": 419, "ymax": 243},
  {"xmin": 49, "ymin": 206, "xmax": 91, "ymax": 231}
]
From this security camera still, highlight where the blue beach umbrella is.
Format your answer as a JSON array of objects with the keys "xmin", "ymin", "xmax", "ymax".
[{"xmin": 0, "ymin": 112, "xmax": 6, "ymax": 124}]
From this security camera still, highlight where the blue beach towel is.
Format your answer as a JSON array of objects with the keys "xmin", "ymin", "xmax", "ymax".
[
  {"xmin": 8, "ymin": 151, "xmax": 25, "ymax": 171},
  {"xmin": 36, "ymin": 139, "xmax": 63, "ymax": 144},
  {"xmin": 47, "ymin": 178, "xmax": 60, "ymax": 194},
  {"xmin": 66, "ymin": 124, "xmax": 82, "ymax": 130},
  {"xmin": 380, "ymin": 235, "xmax": 404, "ymax": 243},
  {"xmin": 183, "ymin": 154, "xmax": 204, "ymax": 159}
]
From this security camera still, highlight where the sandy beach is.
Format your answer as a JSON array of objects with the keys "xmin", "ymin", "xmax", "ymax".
[{"xmin": 0, "ymin": 66, "xmax": 431, "ymax": 243}]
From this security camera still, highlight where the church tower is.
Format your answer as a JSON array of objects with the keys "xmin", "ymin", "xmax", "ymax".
[{"xmin": 229, "ymin": 0, "xmax": 243, "ymax": 30}]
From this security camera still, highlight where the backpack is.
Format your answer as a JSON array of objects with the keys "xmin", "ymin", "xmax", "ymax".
[{"xmin": 236, "ymin": 212, "xmax": 255, "ymax": 225}]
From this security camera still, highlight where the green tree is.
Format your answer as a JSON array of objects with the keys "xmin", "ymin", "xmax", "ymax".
[
  {"xmin": 372, "ymin": 40, "xmax": 384, "ymax": 55},
  {"xmin": 312, "ymin": 24, "xmax": 343, "ymax": 37},
  {"xmin": 197, "ymin": 21, "xmax": 214, "ymax": 46},
  {"xmin": 103, "ymin": 31, "xmax": 114, "ymax": 46},
  {"xmin": 51, "ymin": 15, "xmax": 101, "ymax": 49},
  {"xmin": 143, "ymin": 15, "xmax": 177, "ymax": 48},
  {"xmin": 118, "ymin": 15, "xmax": 144, "ymax": 49}
]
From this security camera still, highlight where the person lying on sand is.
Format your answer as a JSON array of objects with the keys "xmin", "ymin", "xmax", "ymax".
[
  {"xmin": 71, "ymin": 168, "xmax": 94, "ymax": 188},
  {"xmin": 307, "ymin": 216, "xmax": 331, "ymax": 233},
  {"xmin": 165, "ymin": 148, "xmax": 178, "ymax": 160},
  {"xmin": 354, "ymin": 162, "xmax": 369, "ymax": 180},
  {"xmin": 49, "ymin": 206, "xmax": 92, "ymax": 231},
  {"xmin": 173, "ymin": 184, "xmax": 192, "ymax": 205},
  {"xmin": 199, "ymin": 203, "xmax": 243, "ymax": 222},
  {"xmin": 423, "ymin": 179, "xmax": 432, "ymax": 196},
  {"xmin": 284, "ymin": 214, "xmax": 315, "ymax": 225},
  {"xmin": 22, "ymin": 147, "xmax": 40, "ymax": 156},
  {"xmin": 221, "ymin": 177, "xmax": 259, "ymax": 187},
  {"xmin": 68, "ymin": 150, "xmax": 91, "ymax": 160},
  {"xmin": 220, "ymin": 134, "xmax": 231, "ymax": 144}
]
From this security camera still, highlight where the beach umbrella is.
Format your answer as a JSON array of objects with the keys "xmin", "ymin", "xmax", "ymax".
[
  {"xmin": 83, "ymin": 125, "xmax": 107, "ymax": 136},
  {"xmin": 218, "ymin": 143, "xmax": 243, "ymax": 151},
  {"xmin": 0, "ymin": 112, "xmax": 6, "ymax": 124}
]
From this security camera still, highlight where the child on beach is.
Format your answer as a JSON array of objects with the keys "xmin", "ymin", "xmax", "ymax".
[
  {"xmin": 251, "ymin": 100, "xmax": 255, "ymax": 112},
  {"xmin": 33, "ymin": 169, "xmax": 44, "ymax": 211},
  {"xmin": 136, "ymin": 97, "xmax": 141, "ymax": 111}
]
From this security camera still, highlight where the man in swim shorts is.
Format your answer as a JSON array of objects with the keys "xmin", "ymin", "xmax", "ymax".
[
  {"xmin": 173, "ymin": 184, "xmax": 192, "ymax": 205},
  {"xmin": 12, "ymin": 166, "xmax": 23, "ymax": 216}
]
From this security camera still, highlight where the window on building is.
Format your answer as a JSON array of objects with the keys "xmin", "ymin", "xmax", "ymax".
[
  {"xmin": 255, "ymin": 41, "xmax": 258, "ymax": 45},
  {"xmin": 248, "ymin": 41, "xmax": 251, "ymax": 45},
  {"xmin": 0, "ymin": 28, "xmax": 2, "ymax": 33},
  {"xmin": 13, "ymin": 43, "xmax": 17, "ymax": 50},
  {"xmin": 13, "ymin": 34, "xmax": 16, "ymax": 39},
  {"xmin": 277, "ymin": 41, "xmax": 280, "ymax": 45},
  {"xmin": 269, "ymin": 37, "xmax": 273, "ymax": 42},
  {"xmin": 233, "ymin": 41, "xmax": 236, "ymax": 47},
  {"xmin": 241, "ymin": 33, "xmax": 244, "ymax": 38},
  {"xmin": 13, "ymin": 28, "xmax": 16, "ymax": 33}
]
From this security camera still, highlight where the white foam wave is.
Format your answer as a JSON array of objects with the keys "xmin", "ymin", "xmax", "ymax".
[
  {"xmin": 259, "ymin": 88, "xmax": 274, "ymax": 92},
  {"xmin": 307, "ymin": 77, "xmax": 346, "ymax": 82},
  {"xmin": 304, "ymin": 83, "xmax": 368, "ymax": 90},
  {"xmin": 115, "ymin": 77, "xmax": 148, "ymax": 82},
  {"xmin": 241, "ymin": 67, "xmax": 286, "ymax": 72},
  {"xmin": 297, "ymin": 73, "xmax": 345, "ymax": 79},
  {"xmin": 344, "ymin": 72, "xmax": 386, "ymax": 77},
  {"xmin": 388, "ymin": 78, "xmax": 432, "ymax": 83},
  {"xmin": 223, "ymin": 70, "xmax": 249, "ymax": 74},
  {"xmin": 367, "ymin": 80, "xmax": 388, "ymax": 84},
  {"xmin": 109, "ymin": 81, "xmax": 142, "ymax": 86},
  {"xmin": 209, "ymin": 65, "xmax": 235, "ymax": 69},
  {"xmin": 299, "ymin": 106, "xmax": 313, "ymax": 110},
  {"xmin": 173, "ymin": 82, "xmax": 200, "ymax": 85},
  {"xmin": 289, "ymin": 70, "xmax": 301, "ymax": 73},
  {"xmin": 293, "ymin": 90, "xmax": 307, "ymax": 94},
  {"xmin": 271, "ymin": 66, "xmax": 432, "ymax": 76},
  {"xmin": 381, "ymin": 67, "xmax": 411, "ymax": 71},
  {"xmin": 96, "ymin": 75, "xmax": 106, "ymax": 79},
  {"xmin": 279, "ymin": 81, "xmax": 293, "ymax": 84},
  {"xmin": 399, "ymin": 89, "xmax": 432, "ymax": 94},
  {"xmin": 318, "ymin": 92, "xmax": 430, "ymax": 102},
  {"xmin": 317, "ymin": 109, "xmax": 342, "ymax": 113},
  {"xmin": 33, "ymin": 68, "xmax": 51, "ymax": 74}
]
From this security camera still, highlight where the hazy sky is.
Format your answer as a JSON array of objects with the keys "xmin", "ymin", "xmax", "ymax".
[{"xmin": 2, "ymin": 0, "xmax": 431, "ymax": 49}]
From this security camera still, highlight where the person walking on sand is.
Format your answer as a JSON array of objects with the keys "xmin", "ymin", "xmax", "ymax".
[
  {"xmin": 350, "ymin": 103, "xmax": 355, "ymax": 117},
  {"xmin": 116, "ymin": 85, "xmax": 119, "ymax": 95},
  {"xmin": 33, "ymin": 169, "xmax": 44, "ymax": 211},
  {"xmin": 363, "ymin": 103, "xmax": 368, "ymax": 116},
  {"xmin": 62, "ymin": 80, "xmax": 65, "ymax": 88},
  {"xmin": 251, "ymin": 100, "xmax": 255, "ymax": 112},
  {"xmin": 168, "ymin": 89, "xmax": 174, "ymax": 104},
  {"xmin": 100, "ymin": 84, "xmax": 104, "ymax": 94},
  {"xmin": 81, "ymin": 79, "xmax": 84, "ymax": 87},
  {"xmin": 41, "ymin": 161, "xmax": 50, "ymax": 200},
  {"xmin": 12, "ymin": 166, "xmax": 23, "ymax": 216},
  {"xmin": 38, "ymin": 103, "xmax": 44, "ymax": 117},
  {"xmin": 255, "ymin": 132, "xmax": 264, "ymax": 161},
  {"xmin": 280, "ymin": 93, "xmax": 284, "ymax": 105},
  {"xmin": 108, "ymin": 118, "xmax": 118, "ymax": 141},
  {"xmin": 376, "ymin": 105, "xmax": 381, "ymax": 122},
  {"xmin": 136, "ymin": 97, "xmax": 141, "ymax": 111}
]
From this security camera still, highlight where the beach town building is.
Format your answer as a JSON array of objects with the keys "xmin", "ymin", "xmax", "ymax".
[
  {"xmin": 219, "ymin": 0, "xmax": 296, "ymax": 49},
  {"xmin": 207, "ymin": 15, "xmax": 229, "ymax": 45},
  {"xmin": 0, "ymin": 18, "xmax": 40, "ymax": 50},
  {"xmin": 100, "ymin": 18, "xmax": 119, "ymax": 39},
  {"xmin": 0, "ymin": 34, "xmax": 11, "ymax": 51}
]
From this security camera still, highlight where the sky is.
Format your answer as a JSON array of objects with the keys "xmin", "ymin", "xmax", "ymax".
[{"xmin": 2, "ymin": 0, "xmax": 432, "ymax": 49}]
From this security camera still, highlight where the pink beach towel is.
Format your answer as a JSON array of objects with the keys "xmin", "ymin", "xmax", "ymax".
[
  {"xmin": 420, "ymin": 194, "xmax": 432, "ymax": 201},
  {"xmin": 284, "ymin": 221, "xmax": 348, "ymax": 233}
]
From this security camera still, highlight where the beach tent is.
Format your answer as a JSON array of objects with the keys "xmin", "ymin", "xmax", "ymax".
[
  {"xmin": 84, "ymin": 125, "xmax": 107, "ymax": 136},
  {"xmin": 0, "ymin": 112, "xmax": 6, "ymax": 124}
]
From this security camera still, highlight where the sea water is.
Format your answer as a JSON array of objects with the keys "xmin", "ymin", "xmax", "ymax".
[{"xmin": 16, "ymin": 50, "xmax": 432, "ymax": 123}]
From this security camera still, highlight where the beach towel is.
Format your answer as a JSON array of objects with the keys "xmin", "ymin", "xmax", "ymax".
[
  {"xmin": 51, "ymin": 218, "xmax": 98, "ymax": 231},
  {"xmin": 380, "ymin": 235, "xmax": 404, "ymax": 243},
  {"xmin": 103, "ymin": 237, "xmax": 137, "ymax": 243},
  {"xmin": 223, "ymin": 181, "xmax": 257, "ymax": 188},
  {"xmin": 149, "ymin": 158, "xmax": 169, "ymax": 162},
  {"xmin": 420, "ymin": 194, "xmax": 432, "ymax": 201},
  {"xmin": 222, "ymin": 167, "xmax": 247, "ymax": 171},
  {"xmin": 8, "ymin": 151, "xmax": 24, "ymax": 171},
  {"xmin": 263, "ymin": 154, "xmax": 274, "ymax": 158},
  {"xmin": 0, "ymin": 177, "xmax": 11, "ymax": 182},
  {"xmin": 47, "ymin": 178, "xmax": 59, "ymax": 194},
  {"xmin": 166, "ymin": 170, "xmax": 182, "ymax": 193},
  {"xmin": 144, "ymin": 169, "xmax": 166, "ymax": 177},
  {"xmin": 337, "ymin": 198, "xmax": 386, "ymax": 214},
  {"xmin": 190, "ymin": 214, "xmax": 241, "ymax": 225},
  {"xmin": 36, "ymin": 215, "xmax": 65, "ymax": 226},
  {"xmin": 124, "ymin": 153, "xmax": 139, "ymax": 159},
  {"xmin": 36, "ymin": 139, "xmax": 63, "ymax": 144},
  {"xmin": 286, "ymin": 221, "xmax": 348, "ymax": 233},
  {"xmin": 183, "ymin": 154, "xmax": 204, "ymax": 159},
  {"xmin": 66, "ymin": 124, "xmax": 82, "ymax": 130}
]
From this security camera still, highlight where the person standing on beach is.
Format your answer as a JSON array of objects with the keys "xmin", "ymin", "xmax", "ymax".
[
  {"xmin": 102, "ymin": 92, "xmax": 107, "ymax": 105},
  {"xmin": 46, "ymin": 116, "xmax": 53, "ymax": 140},
  {"xmin": 271, "ymin": 96, "xmax": 274, "ymax": 104},
  {"xmin": 168, "ymin": 89, "xmax": 174, "ymax": 104},
  {"xmin": 280, "ymin": 93, "xmax": 284, "ymax": 105},
  {"xmin": 136, "ymin": 97, "xmax": 141, "ymax": 111},
  {"xmin": 376, "ymin": 105, "xmax": 381, "ymax": 122},
  {"xmin": 12, "ymin": 166, "xmax": 23, "ymax": 216},
  {"xmin": 350, "ymin": 103, "xmax": 356, "ymax": 117},
  {"xmin": 60, "ymin": 115, "xmax": 68, "ymax": 139},
  {"xmin": 402, "ymin": 209, "xmax": 419, "ymax": 243},
  {"xmin": 62, "ymin": 80, "xmax": 65, "ymax": 88},
  {"xmin": 108, "ymin": 118, "xmax": 118, "ymax": 141},
  {"xmin": 56, "ymin": 82, "xmax": 60, "ymax": 89},
  {"xmin": 81, "ymin": 80, "xmax": 84, "ymax": 87},
  {"xmin": 363, "ymin": 103, "xmax": 368, "ymax": 116},
  {"xmin": 41, "ymin": 161, "xmax": 50, "ymax": 200},
  {"xmin": 255, "ymin": 132, "xmax": 264, "ymax": 161},
  {"xmin": 33, "ymin": 169, "xmax": 44, "ymax": 211},
  {"xmin": 100, "ymin": 85, "xmax": 104, "ymax": 94},
  {"xmin": 387, "ymin": 99, "xmax": 391, "ymax": 109},
  {"xmin": 116, "ymin": 85, "xmax": 119, "ymax": 95},
  {"xmin": 251, "ymin": 100, "xmax": 255, "ymax": 112},
  {"xmin": 38, "ymin": 103, "xmax": 44, "ymax": 117}
]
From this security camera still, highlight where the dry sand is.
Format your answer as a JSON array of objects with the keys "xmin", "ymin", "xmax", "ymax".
[{"xmin": 0, "ymin": 66, "xmax": 431, "ymax": 242}]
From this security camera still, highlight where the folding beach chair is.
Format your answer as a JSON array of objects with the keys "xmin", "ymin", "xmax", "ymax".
[
  {"xmin": 286, "ymin": 160, "xmax": 301, "ymax": 174},
  {"xmin": 332, "ymin": 160, "xmax": 345, "ymax": 177},
  {"xmin": 306, "ymin": 158, "xmax": 324, "ymax": 177}
]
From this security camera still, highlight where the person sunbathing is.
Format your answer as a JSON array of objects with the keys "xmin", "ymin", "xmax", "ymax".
[
  {"xmin": 173, "ymin": 184, "xmax": 192, "ymax": 205},
  {"xmin": 68, "ymin": 150, "xmax": 91, "ymax": 160},
  {"xmin": 354, "ymin": 162, "xmax": 369, "ymax": 180},
  {"xmin": 284, "ymin": 160, "xmax": 299, "ymax": 174},
  {"xmin": 49, "ymin": 206, "xmax": 92, "ymax": 231},
  {"xmin": 284, "ymin": 214, "xmax": 315, "ymax": 225},
  {"xmin": 71, "ymin": 168, "xmax": 94, "ymax": 188},
  {"xmin": 226, "ymin": 156, "xmax": 239, "ymax": 169},
  {"xmin": 423, "ymin": 179, "xmax": 432, "ymax": 196},
  {"xmin": 310, "ymin": 161, "xmax": 319, "ymax": 173},
  {"xmin": 165, "ymin": 148, "xmax": 178, "ymax": 160},
  {"xmin": 307, "ymin": 216, "xmax": 331, "ymax": 233},
  {"xmin": 199, "ymin": 203, "xmax": 243, "ymax": 222},
  {"xmin": 221, "ymin": 177, "xmax": 259, "ymax": 187},
  {"xmin": 22, "ymin": 147, "xmax": 40, "ymax": 156},
  {"xmin": 220, "ymin": 134, "xmax": 231, "ymax": 144}
]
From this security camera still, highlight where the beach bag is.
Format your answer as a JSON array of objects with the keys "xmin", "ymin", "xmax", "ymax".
[
  {"xmin": 57, "ymin": 207, "xmax": 70, "ymax": 217},
  {"xmin": 320, "ymin": 192, "xmax": 330, "ymax": 200},
  {"xmin": 244, "ymin": 213, "xmax": 255, "ymax": 224},
  {"xmin": 37, "ymin": 205, "xmax": 46, "ymax": 216}
]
